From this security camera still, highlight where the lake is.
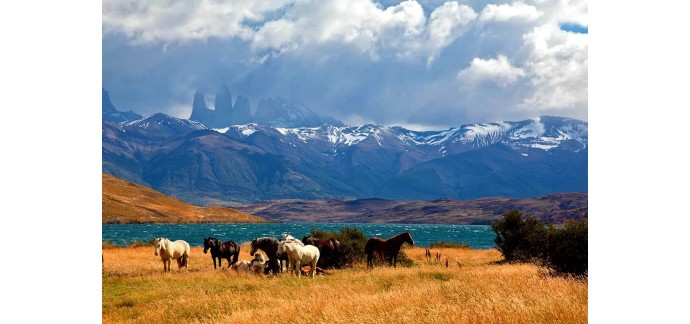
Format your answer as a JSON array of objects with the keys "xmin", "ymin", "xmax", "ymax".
[{"xmin": 102, "ymin": 223, "xmax": 496, "ymax": 249}]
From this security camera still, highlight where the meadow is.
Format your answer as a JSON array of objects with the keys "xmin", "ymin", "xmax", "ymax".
[{"xmin": 102, "ymin": 244, "xmax": 587, "ymax": 323}]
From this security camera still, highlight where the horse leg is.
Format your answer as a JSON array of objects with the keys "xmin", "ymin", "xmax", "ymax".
[
  {"xmin": 312, "ymin": 258, "xmax": 319, "ymax": 278},
  {"xmin": 393, "ymin": 254, "xmax": 398, "ymax": 268},
  {"xmin": 367, "ymin": 253, "xmax": 373, "ymax": 269},
  {"xmin": 162, "ymin": 259, "xmax": 166, "ymax": 272},
  {"xmin": 296, "ymin": 261, "xmax": 301, "ymax": 279}
]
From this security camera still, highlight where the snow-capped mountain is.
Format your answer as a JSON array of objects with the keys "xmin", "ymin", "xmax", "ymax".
[
  {"xmin": 103, "ymin": 114, "xmax": 587, "ymax": 204},
  {"xmin": 220, "ymin": 115, "xmax": 587, "ymax": 155}
]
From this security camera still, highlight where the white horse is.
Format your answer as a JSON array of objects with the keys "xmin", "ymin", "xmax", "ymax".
[
  {"xmin": 280, "ymin": 233, "xmax": 305, "ymax": 246},
  {"xmin": 279, "ymin": 234, "xmax": 305, "ymax": 275},
  {"xmin": 277, "ymin": 241, "xmax": 320, "ymax": 278},
  {"xmin": 249, "ymin": 253, "xmax": 267, "ymax": 274},
  {"xmin": 153, "ymin": 238, "xmax": 190, "ymax": 272},
  {"xmin": 231, "ymin": 260, "xmax": 251, "ymax": 273}
]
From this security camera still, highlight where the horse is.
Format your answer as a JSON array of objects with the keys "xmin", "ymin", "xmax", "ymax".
[
  {"xmin": 203, "ymin": 237, "xmax": 240, "ymax": 269},
  {"xmin": 250, "ymin": 237, "xmax": 288, "ymax": 274},
  {"xmin": 231, "ymin": 260, "xmax": 251, "ymax": 273},
  {"xmin": 249, "ymin": 253, "xmax": 267, "ymax": 274},
  {"xmin": 277, "ymin": 241, "xmax": 320, "ymax": 278},
  {"xmin": 364, "ymin": 231, "xmax": 414, "ymax": 269},
  {"xmin": 278, "ymin": 234, "xmax": 305, "ymax": 274},
  {"xmin": 153, "ymin": 238, "xmax": 190, "ymax": 272},
  {"xmin": 302, "ymin": 236, "xmax": 341, "ymax": 268},
  {"xmin": 280, "ymin": 234, "xmax": 305, "ymax": 246}
]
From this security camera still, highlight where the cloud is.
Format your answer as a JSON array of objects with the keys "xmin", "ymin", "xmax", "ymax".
[
  {"xmin": 102, "ymin": 0, "xmax": 588, "ymax": 128},
  {"xmin": 520, "ymin": 23, "xmax": 588, "ymax": 111},
  {"xmin": 478, "ymin": 1, "xmax": 542, "ymax": 23},
  {"xmin": 426, "ymin": 1, "xmax": 477, "ymax": 64},
  {"xmin": 458, "ymin": 55, "xmax": 525, "ymax": 86}
]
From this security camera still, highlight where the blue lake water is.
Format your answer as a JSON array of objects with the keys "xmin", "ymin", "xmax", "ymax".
[{"xmin": 102, "ymin": 223, "xmax": 496, "ymax": 249}]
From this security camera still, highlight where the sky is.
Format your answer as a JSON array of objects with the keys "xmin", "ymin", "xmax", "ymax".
[{"xmin": 102, "ymin": 0, "xmax": 587, "ymax": 129}]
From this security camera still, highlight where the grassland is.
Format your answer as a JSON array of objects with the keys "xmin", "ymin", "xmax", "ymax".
[{"xmin": 102, "ymin": 244, "xmax": 587, "ymax": 323}]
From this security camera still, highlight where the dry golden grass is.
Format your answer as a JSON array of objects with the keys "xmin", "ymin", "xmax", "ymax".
[
  {"xmin": 102, "ymin": 173, "xmax": 266, "ymax": 224},
  {"xmin": 103, "ymin": 244, "xmax": 587, "ymax": 323}
]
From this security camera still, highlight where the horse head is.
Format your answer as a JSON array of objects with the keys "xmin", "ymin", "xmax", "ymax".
[
  {"xmin": 404, "ymin": 231, "xmax": 415, "ymax": 246},
  {"xmin": 276, "ymin": 241, "xmax": 288, "ymax": 257},
  {"xmin": 249, "ymin": 239, "xmax": 258, "ymax": 256},
  {"xmin": 203, "ymin": 237, "xmax": 211, "ymax": 254},
  {"xmin": 153, "ymin": 238, "xmax": 164, "ymax": 256}
]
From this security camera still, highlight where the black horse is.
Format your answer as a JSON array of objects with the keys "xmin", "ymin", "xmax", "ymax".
[
  {"xmin": 250, "ymin": 237, "xmax": 289, "ymax": 274},
  {"xmin": 203, "ymin": 237, "xmax": 241, "ymax": 269}
]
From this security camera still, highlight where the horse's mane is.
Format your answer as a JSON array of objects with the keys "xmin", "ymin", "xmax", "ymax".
[{"xmin": 389, "ymin": 232, "xmax": 410, "ymax": 242}]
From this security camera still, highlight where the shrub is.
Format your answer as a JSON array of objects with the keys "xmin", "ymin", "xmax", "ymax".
[
  {"xmin": 492, "ymin": 210, "xmax": 588, "ymax": 277},
  {"xmin": 546, "ymin": 220, "xmax": 588, "ymax": 277},
  {"xmin": 429, "ymin": 241, "xmax": 470, "ymax": 249},
  {"xmin": 308, "ymin": 227, "xmax": 368, "ymax": 268},
  {"xmin": 491, "ymin": 210, "xmax": 548, "ymax": 262}
]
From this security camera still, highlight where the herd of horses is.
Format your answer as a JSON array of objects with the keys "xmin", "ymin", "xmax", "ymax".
[{"xmin": 152, "ymin": 231, "xmax": 415, "ymax": 278}]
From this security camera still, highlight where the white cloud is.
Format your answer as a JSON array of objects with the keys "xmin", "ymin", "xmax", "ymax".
[
  {"xmin": 102, "ymin": 0, "xmax": 292, "ymax": 44},
  {"xmin": 458, "ymin": 55, "xmax": 525, "ymax": 86},
  {"xmin": 252, "ymin": 0, "xmax": 428, "ymax": 59},
  {"xmin": 426, "ymin": 2, "xmax": 477, "ymax": 65},
  {"xmin": 479, "ymin": 1, "xmax": 542, "ymax": 23},
  {"xmin": 103, "ymin": 0, "xmax": 589, "ymax": 126},
  {"xmin": 520, "ymin": 23, "xmax": 588, "ymax": 111}
]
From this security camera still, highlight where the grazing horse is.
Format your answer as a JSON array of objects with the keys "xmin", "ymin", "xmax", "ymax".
[
  {"xmin": 302, "ymin": 236, "xmax": 341, "ymax": 268},
  {"xmin": 277, "ymin": 241, "xmax": 320, "ymax": 278},
  {"xmin": 153, "ymin": 238, "xmax": 190, "ymax": 272},
  {"xmin": 250, "ymin": 237, "xmax": 288, "ymax": 274},
  {"xmin": 365, "ymin": 231, "xmax": 415, "ymax": 269},
  {"xmin": 203, "ymin": 237, "xmax": 240, "ymax": 269}
]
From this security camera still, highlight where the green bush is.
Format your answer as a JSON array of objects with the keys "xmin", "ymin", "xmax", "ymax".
[
  {"xmin": 491, "ymin": 210, "xmax": 548, "ymax": 262},
  {"xmin": 546, "ymin": 220, "xmax": 588, "ymax": 277},
  {"xmin": 492, "ymin": 210, "xmax": 588, "ymax": 277}
]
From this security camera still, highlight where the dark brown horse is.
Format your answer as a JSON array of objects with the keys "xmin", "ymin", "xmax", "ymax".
[
  {"xmin": 365, "ymin": 231, "xmax": 414, "ymax": 269},
  {"xmin": 302, "ymin": 236, "xmax": 341, "ymax": 268},
  {"xmin": 203, "ymin": 237, "xmax": 240, "ymax": 269}
]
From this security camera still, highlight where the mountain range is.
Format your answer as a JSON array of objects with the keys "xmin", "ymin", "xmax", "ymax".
[
  {"xmin": 229, "ymin": 192, "xmax": 587, "ymax": 225},
  {"xmin": 103, "ymin": 111, "xmax": 587, "ymax": 205},
  {"xmin": 188, "ymin": 85, "xmax": 342, "ymax": 128}
]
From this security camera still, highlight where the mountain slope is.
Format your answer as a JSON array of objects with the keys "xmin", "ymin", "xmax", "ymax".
[
  {"xmin": 102, "ymin": 89, "xmax": 142, "ymax": 123},
  {"xmin": 102, "ymin": 173, "xmax": 266, "ymax": 223},
  {"xmin": 231, "ymin": 193, "xmax": 587, "ymax": 224},
  {"xmin": 103, "ymin": 114, "xmax": 587, "ymax": 204}
]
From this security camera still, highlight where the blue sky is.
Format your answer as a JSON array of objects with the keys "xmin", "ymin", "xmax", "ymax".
[{"xmin": 102, "ymin": 0, "xmax": 588, "ymax": 129}]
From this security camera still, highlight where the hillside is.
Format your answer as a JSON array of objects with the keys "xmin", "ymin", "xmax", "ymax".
[
  {"xmin": 102, "ymin": 173, "xmax": 266, "ymax": 224},
  {"xmin": 103, "ymin": 114, "xmax": 587, "ymax": 204},
  {"xmin": 231, "ymin": 193, "xmax": 587, "ymax": 224}
]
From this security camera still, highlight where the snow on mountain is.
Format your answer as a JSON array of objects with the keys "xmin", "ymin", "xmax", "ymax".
[
  {"xmin": 219, "ymin": 116, "xmax": 587, "ymax": 153},
  {"xmin": 124, "ymin": 113, "xmax": 208, "ymax": 132}
]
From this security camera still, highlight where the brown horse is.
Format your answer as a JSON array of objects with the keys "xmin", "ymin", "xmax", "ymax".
[
  {"xmin": 302, "ymin": 236, "xmax": 341, "ymax": 268},
  {"xmin": 365, "ymin": 231, "xmax": 414, "ymax": 269}
]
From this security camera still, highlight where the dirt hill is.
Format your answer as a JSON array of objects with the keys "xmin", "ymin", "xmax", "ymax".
[{"xmin": 102, "ymin": 173, "xmax": 266, "ymax": 224}]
